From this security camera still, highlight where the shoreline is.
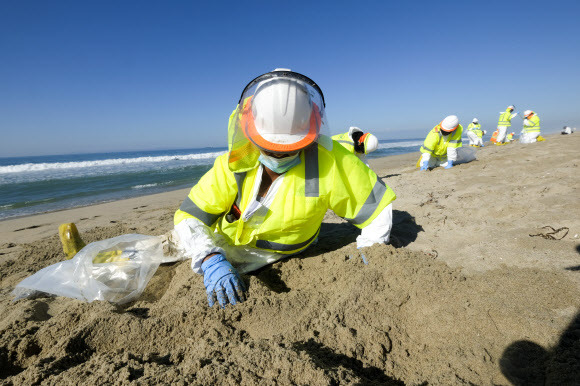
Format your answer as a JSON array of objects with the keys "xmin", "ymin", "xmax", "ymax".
[{"xmin": 0, "ymin": 149, "xmax": 421, "ymax": 244}]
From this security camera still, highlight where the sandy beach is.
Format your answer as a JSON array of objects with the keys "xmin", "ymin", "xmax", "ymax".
[{"xmin": 1, "ymin": 133, "xmax": 579, "ymax": 384}]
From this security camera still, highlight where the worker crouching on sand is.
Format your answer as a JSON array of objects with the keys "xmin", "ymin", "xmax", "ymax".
[
  {"xmin": 520, "ymin": 110, "xmax": 542, "ymax": 143},
  {"xmin": 466, "ymin": 118, "xmax": 484, "ymax": 147},
  {"xmin": 332, "ymin": 127, "xmax": 379, "ymax": 166},
  {"xmin": 419, "ymin": 115, "xmax": 463, "ymax": 170},
  {"xmin": 173, "ymin": 69, "xmax": 396, "ymax": 308}
]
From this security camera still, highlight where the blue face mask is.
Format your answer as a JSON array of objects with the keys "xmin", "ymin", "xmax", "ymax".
[{"xmin": 258, "ymin": 152, "xmax": 301, "ymax": 174}]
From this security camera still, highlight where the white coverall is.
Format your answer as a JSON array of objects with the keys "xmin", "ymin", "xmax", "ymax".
[
  {"xmin": 420, "ymin": 144, "xmax": 458, "ymax": 168},
  {"xmin": 466, "ymin": 130, "xmax": 478, "ymax": 146},
  {"xmin": 174, "ymin": 163, "xmax": 393, "ymax": 274}
]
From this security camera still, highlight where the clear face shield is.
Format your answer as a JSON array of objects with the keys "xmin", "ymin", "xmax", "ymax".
[{"xmin": 227, "ymin": 70, "xmax": 331, "ymax": 172}]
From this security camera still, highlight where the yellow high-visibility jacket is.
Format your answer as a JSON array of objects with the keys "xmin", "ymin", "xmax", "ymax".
[
  {"xmin": 498, "ymin": 109, "xmax": 514, "ymax": 127},
  {"xmin": 420, "ymin": 124, "xmax": 463, "ymax": 159},
  {"xmin": 523, "ymin": 115, "xmax": 541, "ymax": 133},
  {"xmin": 331, "ymin": 132, "xmax": 356, "ymax": 154},
  {"xmin": 175, "ymin": 138, "xmax": 396, "ymax": 255},
  {"xmin": 467, "ymin": 123, "xmax": 481, "ymax": 131}
]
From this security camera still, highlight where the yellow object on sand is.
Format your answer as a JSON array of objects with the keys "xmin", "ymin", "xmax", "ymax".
[
  {"xmin": 537, "ymin": 135, "xmax": 546, "ymax": 142},
  {"xmin": 58, "ymin": 223, "xmax": 86, "ymax": 259},
  {"xmin": 416, "ymin": 156, "xmax": 422, "ymax": 168},
  {"xmin": 92, "ymin": 249, "xmax": 130, "ymax": 264}
]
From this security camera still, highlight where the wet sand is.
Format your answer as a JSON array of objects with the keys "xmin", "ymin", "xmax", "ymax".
[{"xmin": 1, "ymin": 133, "xmax": 579, "ymax": 384}]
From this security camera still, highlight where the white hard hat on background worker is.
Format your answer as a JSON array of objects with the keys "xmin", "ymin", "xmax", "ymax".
[
  {"xmin": 441, "ymin": 115, "xmax": 460, "ymax": 132},
  {"xmin": 347, "ymin": 126, "xmax": 379, "ymax": 154},
  {"xmin": 332, "ymin": 126, "xmax": 380, "ymax": 167}
]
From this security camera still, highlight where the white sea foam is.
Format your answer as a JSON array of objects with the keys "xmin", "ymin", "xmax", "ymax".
[
  {"xmin": 377, "ymin": 141, "xmax": 423, "ymax": 149},
  {"xmin": 0, "ymin": 151, "xmax": 226, "ymax": 174},
  {"xmin": 132, "ymin": 183, "xmax": 159, "ymax": 189}
]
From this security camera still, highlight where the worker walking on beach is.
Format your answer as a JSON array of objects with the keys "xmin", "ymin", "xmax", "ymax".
[
  {"xmin": 466, "ymin": 118, "xmax": 483, "ymax": 147},
  {"xmin": 332, "ymin": 127, "xmax": 379, "ymax": 166},
  {"xmin": 520, "ymin": 110, "xmax": 542, "ymax": 143},
  {"xmin": 174, "ymin": 69, "xmax": 396, "ymax": 308},
  {"xmin": 419, "ymin": 115, "xmax": 464, "ymax": 170},
  {"xmin": 496, "ymin": 105, "xmax": 518, "ymax": 145}
]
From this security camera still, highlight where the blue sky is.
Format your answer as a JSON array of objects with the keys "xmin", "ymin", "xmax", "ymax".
[{"xmin": 1, "ymin": 0, "xmax": 579, "ymax": 157}]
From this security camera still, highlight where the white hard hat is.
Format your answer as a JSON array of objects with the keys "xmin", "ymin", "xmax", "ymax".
[
  {"xmin": 472, "ymin": 118, "xmax": 479, "ymax": 123},
  {"xmin": 440, "ymin": 115, "xmax": 459, "ymax": 132},
  {"xmin": 361, "ymin": 133, "xmax": 379, "ymax": 154},
  {"xmin": 348, "ymin": 126, "xmax": 363, "ymax": 136},
  {"xmin": 507, "ymin": 105, "xmax": 515, "ymax": 110},
  {"xmin": 249, "ymin": 77, "xmax": 318, "ymax": 152},
  {"xmin": 524, "ymin": 110, "xmax": 533, "ymax": 118}
]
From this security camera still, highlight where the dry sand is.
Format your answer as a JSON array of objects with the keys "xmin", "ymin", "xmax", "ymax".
[{"xmin": 0, "ymin": 133, "xmax": 579, "ymax": 385}]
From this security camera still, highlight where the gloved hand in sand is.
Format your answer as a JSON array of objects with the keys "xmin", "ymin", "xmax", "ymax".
[{"xmin": 201, "ymin": 254, "xmax": 246, "ymax": 308}]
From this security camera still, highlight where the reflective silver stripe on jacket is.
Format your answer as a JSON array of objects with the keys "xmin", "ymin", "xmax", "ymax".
[
  {"xmin": 256, "ymin": 228, "xmax": 319, "ymax": 251},
  {"xmin": 347, "ymin": 175, "xmax": 387, "ymax": 225},
  {"xmin": 421, "ymin": 145, "xmax": 433, "ymax": 153},
  {"xmin": 179, "ymin": 196, "xmax": 222, "ymax": 226},
  {"xmin": 336, "ymin": 139, "xmax": 354, "ymax": 145},
  {"xmin": 233, "ymin": 172, "xmax": 246, "ymax": 207},
  {"xmin": 304, "ymin": 145, "xmax": 319, "ymax": 197},
  {"xmin": 449, "ymin": 139, "xmax": 462, "ymax": 144}
]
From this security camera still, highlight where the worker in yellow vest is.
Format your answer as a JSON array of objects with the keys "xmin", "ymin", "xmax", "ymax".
[
  {"xmin": 520, "ymin": 110, "xmax": 542, "ymax": 143},
  {"xmin": 173, "ymin": 69, "xmax": 396, "ymax": 308},
  {"xmin": 332, "ymin": 127, "xmax": 379, "ymax": 166},
  {"xmin": 496, "ymin": 105, "xmax": 518, "ymax": 145},
  {"xmin": 466, "ymin": 118, "xmax": 482, "ymax": 147},
  {"xmin": 474, "ymin": 127, "xmax": 486, "ymax": 147},
  {"xmin": 419, "ymin": 115, "xmax": 463, "ymax": 170},
  {"xmin": 506, "ymin": 132, "xmax": 515, "ymax": 142}
]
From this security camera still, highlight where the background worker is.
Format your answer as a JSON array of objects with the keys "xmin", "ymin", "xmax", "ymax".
[
  {"xmin": 561, "ymin": 126, "xmax": 573, "ymax": 135},
  {"xmin": 466, "ymin": 118, "xmax": 482, "ymax": 146},
  {"xmin": 506, "ymin": 132, "xmax": 515, "ymax": 142},
  {"xmin": 520, "ymin": 110, "xmax": 542, "ymax": 143},
  {"xmin": 419, "ymin": 115, "xmax": 463, "ymax": 170},
  {"xmin": 496, "ymin": 105, "xmax": 518, "ymax": 145},
  {"xmin": 332, "ymin": 127, "xmax": 379, "ymax": 166},
  {"xmin": 475, "ymin": 128, "xmax": 486, "ymax": 147},
  {"xmin": 173, "ymin": 69, "xmax": 396, "ymax": 308}
]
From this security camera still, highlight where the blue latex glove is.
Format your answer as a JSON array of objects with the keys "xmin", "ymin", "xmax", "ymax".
[
  {"xmin": 420, "ymin": 161, "xmax": 429, "ymax": 171},
  {"xmin": 201, "ymin": 254, "xmax": 246, "ymax": 308},
  {"xmin": 444, "ymin": 160, "xmax": 454, "ymax": 169}
]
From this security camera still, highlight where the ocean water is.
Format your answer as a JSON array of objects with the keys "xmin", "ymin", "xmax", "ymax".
[{"xmin": 0, "ymin": 138, "xmax": 424, "ymax": 220}]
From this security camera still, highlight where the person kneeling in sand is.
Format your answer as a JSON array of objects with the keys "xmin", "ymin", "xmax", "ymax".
[
  {"xmin": 173, "ymin": 69, "xmax": 396, "ymax": 308},
  {"xmin": 520, "ymin": 110, "xmax": 542, "ymax": 143},
  {"xmin": 419, "ymin": 115, "xmax": 474, "ymax": 170},
  {"xmin": 466, "ymin": 118, "xmax": 482, "ymax": 147},
  {"xmin": 332, "ymin": 127, "xmax": 379, "ymax": 167}
]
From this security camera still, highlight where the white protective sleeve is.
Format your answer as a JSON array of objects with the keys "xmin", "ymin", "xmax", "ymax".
[
  {"xmin": 356, "ymin": 203, "xmax": 393, "ymax": 248},
  {"xmin": 420, "ymin": 152, "xmax": 431, "ymax": 163},
  {"xmin": 174, "ymin": 218, "xmax": 227, "ymax": 274},
  {"xmin": 446, "ymin": 146, "xmax": 458, "ymax": 161}
]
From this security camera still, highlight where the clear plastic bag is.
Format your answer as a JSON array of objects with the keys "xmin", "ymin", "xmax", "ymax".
[
  {"xmin": 12, "ymin": 234, "xmax": 166, "ymax": 304},
  {"xmin": 455, "ymin": 147, "xmax": 477, "ymax": 164}
]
